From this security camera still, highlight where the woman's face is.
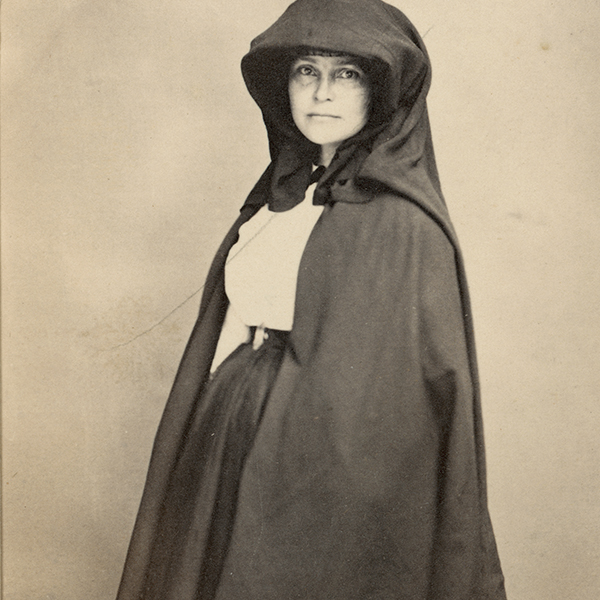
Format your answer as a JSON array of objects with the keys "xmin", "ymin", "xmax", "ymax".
[{"xmin": 289, "ymin": 55, "xmax": 370, "ymax": 158}]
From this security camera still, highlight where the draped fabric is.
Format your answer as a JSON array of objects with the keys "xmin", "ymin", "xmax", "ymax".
[{"xmin": 116, "ymin": 1, "xmax": 506, "ymax": 598}]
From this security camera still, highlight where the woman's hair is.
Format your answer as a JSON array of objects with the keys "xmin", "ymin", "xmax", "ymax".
[{"xmin": 290, "ymin": 46, "xmax": 371, "ymax": 71}]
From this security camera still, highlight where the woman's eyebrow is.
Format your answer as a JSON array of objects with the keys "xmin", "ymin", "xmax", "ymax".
[
  {"xmin": 331, "ymin": 56, "xmax": 360, "ymax": 66},
  {"xmin": 294, "ymin": 56, "xmax": 319, "ymax": 63}
]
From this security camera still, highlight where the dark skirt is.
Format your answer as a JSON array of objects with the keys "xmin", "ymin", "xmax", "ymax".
[{"xmin": 139, "ymin": 328, "xmax": 289, "ymax": 600}]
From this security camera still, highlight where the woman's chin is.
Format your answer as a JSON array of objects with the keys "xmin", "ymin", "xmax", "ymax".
[{"xmin": 301, "ymin": 131, "xmax": 345, "ymax": 148}]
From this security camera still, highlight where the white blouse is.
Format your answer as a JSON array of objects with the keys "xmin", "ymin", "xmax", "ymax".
[{"xmin": 211, "ymin": 182, "xmax": 323, "ymax": 371}]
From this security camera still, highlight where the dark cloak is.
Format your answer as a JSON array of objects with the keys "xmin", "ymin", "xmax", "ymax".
[{"xmin": 116, "ymin": 0, "xmax": 506, "ymax": 598}]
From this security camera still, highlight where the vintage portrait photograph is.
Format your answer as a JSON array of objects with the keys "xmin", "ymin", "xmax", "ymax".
[{"xmin": 2, "ymin": 1, "xmax": 599, "ymax": 599}]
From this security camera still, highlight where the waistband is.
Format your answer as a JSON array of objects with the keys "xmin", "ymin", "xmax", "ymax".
[{"xmin": 248, "ymin": 325, "xmax": 290, "ymax": 351}]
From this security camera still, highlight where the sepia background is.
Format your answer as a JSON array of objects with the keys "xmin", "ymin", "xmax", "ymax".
[{"xmin": 2, "ymin": 0, "xmax": 599, "ymax": 598}]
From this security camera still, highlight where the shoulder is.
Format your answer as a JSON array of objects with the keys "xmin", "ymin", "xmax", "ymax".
[
  {"xmin": 373, "ymin": 192, "xmax": 456, "ymax": 243},
  {"xmin": 320, "ymin": 193, "xmax": 456, "ymax": 261}
]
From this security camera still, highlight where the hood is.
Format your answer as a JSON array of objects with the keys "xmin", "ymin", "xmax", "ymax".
[{"xmin": 241, "ymin": 0, "xmax": 450, "ymax": 232}]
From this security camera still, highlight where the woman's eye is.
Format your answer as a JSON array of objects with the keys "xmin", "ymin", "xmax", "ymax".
[
  {"xmin": 298, "ymin": 66, "xmax": 315, "ymax": 76},
  {"xmin": 338, "ymin": 69, "xmax": 360, "ymax": 80}
]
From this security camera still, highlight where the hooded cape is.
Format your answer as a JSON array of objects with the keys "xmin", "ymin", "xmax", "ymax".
[{"xmin": 117, "ymin": 1, "xmax": 506, "ymax": 598}]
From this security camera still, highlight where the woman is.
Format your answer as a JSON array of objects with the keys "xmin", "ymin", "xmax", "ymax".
[{"xmin": 117, "ymin": 0, "xmax": 506, "ymax": 598}]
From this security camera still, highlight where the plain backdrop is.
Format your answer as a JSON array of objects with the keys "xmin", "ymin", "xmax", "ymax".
[{"xmin": 2, "ymin": 1, "xmax": 599, "ymax": 599}]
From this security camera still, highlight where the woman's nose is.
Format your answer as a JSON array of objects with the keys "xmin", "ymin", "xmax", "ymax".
[{"xmin": 314, "ymin": 77, "xmax": 334, "ymax": 102}]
